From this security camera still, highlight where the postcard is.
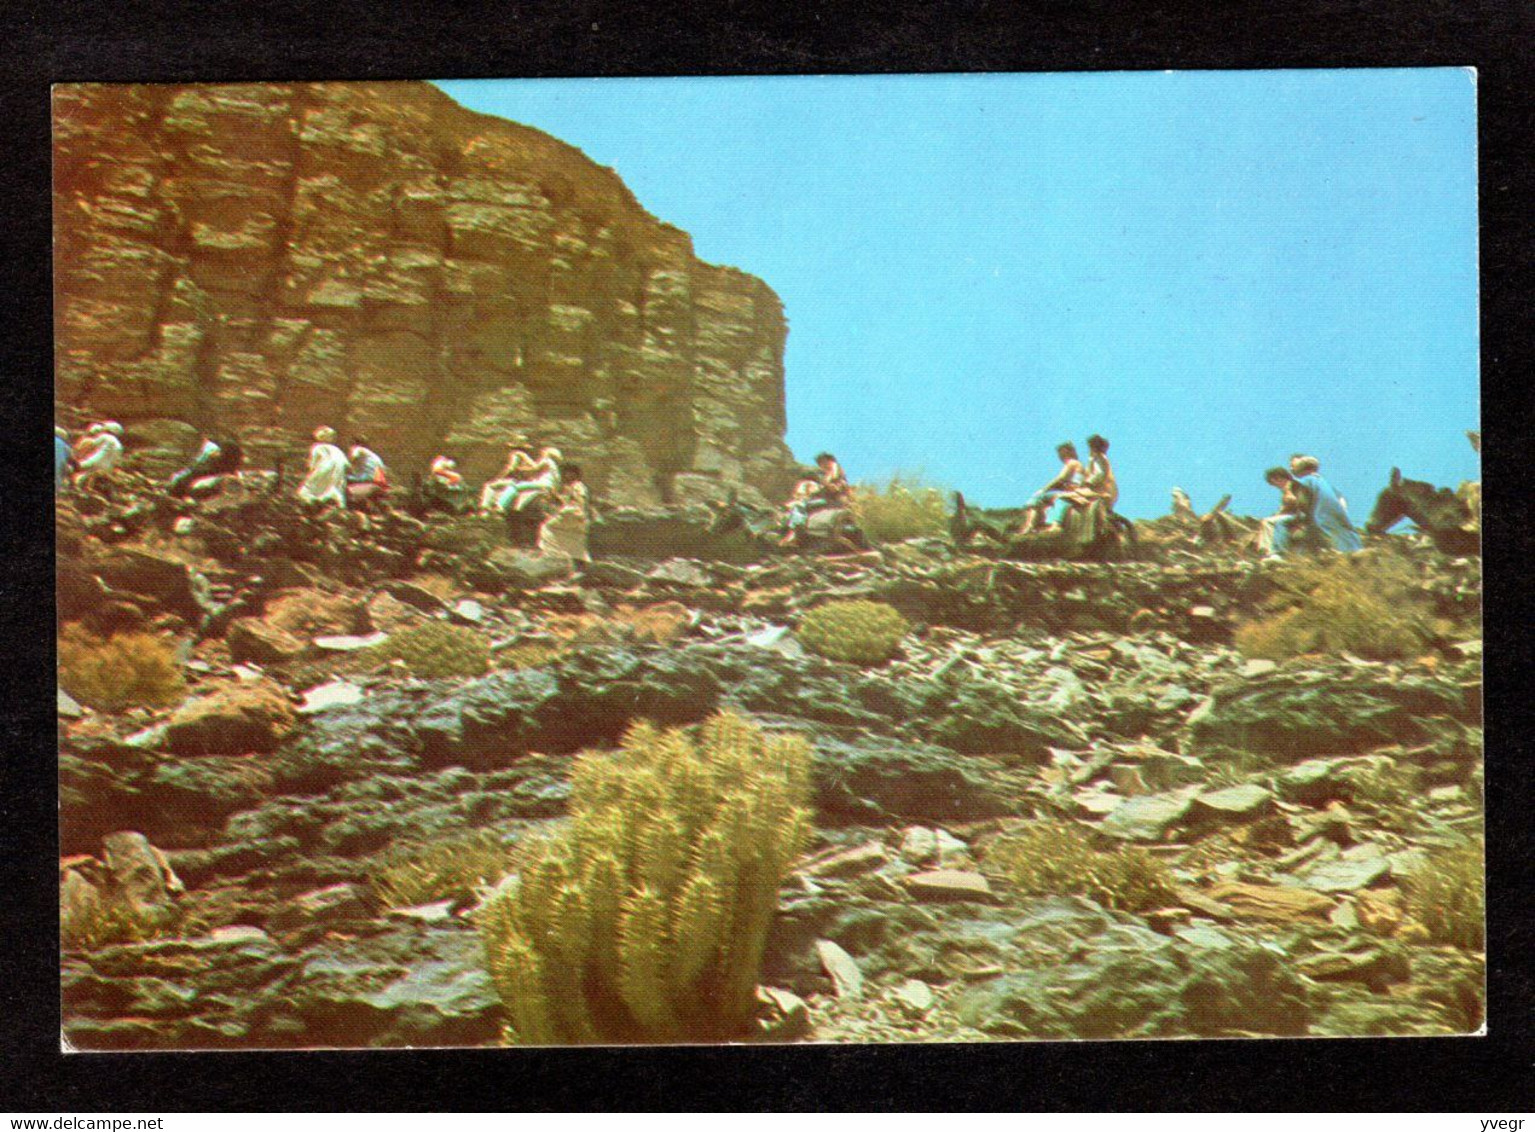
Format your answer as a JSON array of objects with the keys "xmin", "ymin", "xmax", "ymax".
[{"xmin": 54, "ymin": 70, "xmax": 1481, "ymax": 1049}]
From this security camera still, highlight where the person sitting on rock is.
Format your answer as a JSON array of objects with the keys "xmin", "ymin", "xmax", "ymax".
[
  {"xmin": 296, "ymin": 426, "xmax": 348, "ymax": 511},
  {"xmin": 1255, "ymin": 466, "xmax": 1310, "ymax": 559},
  {"xmin": 1285, "ymin": 454, "xmax": 1362, "ymax": 554},
  {"xmin": 423, "ymin": 455, "xmax": 471, "ymax": 513},
  {"xmin": 169, "ymin": 434, "xmax": 243, "ymax": 498},
  {"xmin": 1015, "ymin": 442, "xmax": 1083, "ymax": 535},
  {"xmin": 345, "ymin": 437, "xmax": 391, "ymax": 511},
  {"xmin": 1049, "ymin": 433, "xmax": 1118, "ymax": 528},
  {"xmin": 73, "ymin": 421, "xmax": 125, "ymax": 494},
  {"xmin": 537, "ymin": 462, "xmax": 593, "ymax": 562},
  {"xmin": 55, "ymin": 426, "xmax": 73, "ymax": 494},
  {"xmin": 489, "ymin": 446, "xmax": 563, "ymax": 515},
  {"xmin": 813, "ymin": 452, "xmax": 853, "ymax": 509},
  {"xmin": 478, "ymin": 444, "xmax": 538, "ymax": 515},
  {"xmin": 778, "ymin": 477, "xmax": 824, "ymax": 546}
]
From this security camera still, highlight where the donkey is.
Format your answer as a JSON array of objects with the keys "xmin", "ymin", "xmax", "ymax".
[{"xmin": 1365, "ymin": 467, "xmax": 1481, "ymax": 557}]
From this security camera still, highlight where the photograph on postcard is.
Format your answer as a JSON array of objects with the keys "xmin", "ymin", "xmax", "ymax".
[{"xmin": 53, "ymin": 71, "xmax": 1481, "ymax": 1049}]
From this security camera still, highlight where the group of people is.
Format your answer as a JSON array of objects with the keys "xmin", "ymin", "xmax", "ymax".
[
  {"xmin": 294, "ymin": 427, "xmax": 392, "ymax": 513},
  {"xmin": 1015, "ymin": 434, "xmax": 1118, "ymax": 535},
  {"xmin": 56, "ymin": 415, "xmax": 1367, "ymax": 567},
  {"xmin": 1256, "ymin": 453, "xmax": 1363, "ymax": 558}
]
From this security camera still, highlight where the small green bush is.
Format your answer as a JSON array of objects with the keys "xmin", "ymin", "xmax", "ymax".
[
  {"xmin": 374, "ymin": 621, "xmax": 490, "ymax": 679},
  {"xmin": 796, "ymin": 599, "xmax": 910, "ymax": 665},
  {"xmin": 982, "ymin": 821, "xmax": 1180, "ymax": 913},
  {"xmin": 480, "ymin": 711, "xmax": 812, "ymax": 1044},
  {"xmin": 372, "ymin": 831, "xmax": 516, "ymax": 908},
  {"xmin": 849, "ymin": 475, "xmax": 949, "ymax": 544},
  {"xmin": 1401, "ymin": 839, "xmax": 1484, "ymax": 950},
  {"xmin": 57, "ymin": 626, "xmax": 187, "ymax": 713},
  {"xmin": 1235, "ymin": 550, "xmax": 1438, "ymax": 661}
]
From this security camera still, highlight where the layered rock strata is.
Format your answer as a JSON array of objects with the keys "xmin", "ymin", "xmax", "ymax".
[{"xmin": 54, "ymin": 82, "xmax": 798, "ymax": 505}]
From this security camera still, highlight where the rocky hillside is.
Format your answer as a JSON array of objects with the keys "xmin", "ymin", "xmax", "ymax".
[
  {"xmin": 57, "ymin": 482, "xmax": 1484, "ymax": 1048},
  {"xmin": 53, "ymin": 82, "xmax": 798, "ymax": 505}
]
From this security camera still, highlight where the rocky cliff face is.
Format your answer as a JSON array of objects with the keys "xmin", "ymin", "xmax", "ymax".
[{"xmin": 54, "ymin": 82, "xmax": 798, "ymax": 505}]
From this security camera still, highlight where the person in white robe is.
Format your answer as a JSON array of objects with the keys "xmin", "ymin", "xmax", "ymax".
[
  {"xmin": 73, "ymin": 421, "xmax": 124, "ymax": 491},
  {"xmin": 297, "ymin": 426, "xmax": 348, "ymax": 509},
  {"xmin": 537, "ymin": 462, "xmax": 592, "ymax": 561}
]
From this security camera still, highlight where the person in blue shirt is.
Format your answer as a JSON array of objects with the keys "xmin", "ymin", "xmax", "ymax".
[
  {"xmin": 1277, "ymin": 454, "xmax": 1363, "ymax": 554},
  {"xmin": 55, "ymin": 427, "xmax": 72, "ymax": 493}
]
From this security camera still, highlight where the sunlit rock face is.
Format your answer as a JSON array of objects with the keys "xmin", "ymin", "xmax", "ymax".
[{"xmin": 53, "ymin": 82, "xmax": 799, "ymax": 506}]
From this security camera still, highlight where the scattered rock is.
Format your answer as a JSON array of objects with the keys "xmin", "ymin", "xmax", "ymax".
[
  {"xmin": 1100, "ymin": 787, "xmax": 1200, "ymax": 842},
  {"xmin": 59, "ymin": 688, "xmax": 85, "ymax": 719},
  {"xmin": 449, "ymin": 599, "xmax": 485, "ymax": 625},
  {"xmin": 313, "ymin": 632, "xmax": 390, "ymax": 652},
  {"xmin": 165, "ymin": 679, "xmax": 296, "ymax": 755},
  {"xmin": 815, "ymin": 939, "xmax": 864, "ymax": 1000},
  {"xmin": 754, "ymin": 986, "xmax": 812, "ymax": 1041},
  {"xmin": 903, "ymin": 869, "xmax": 995, "ymax": 904},
  {"xmin": 227, "ymin": 617, "xmax": 308, "ymax": 664},
  {"xmin": 298, "ymin": 681, "xmax": 366, "ymax": 714}
]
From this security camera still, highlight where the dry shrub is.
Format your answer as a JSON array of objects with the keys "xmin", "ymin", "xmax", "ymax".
[
  {"xmin": 1235, "ymin": 550, "xmax": 1439, "ymax": 661},
  {"xmin": 372, "ymin": 830, "xmax": 516, "ymax": 908},
  {"xmin": 796, "ymin": 600, "xmax": 910, "ymax": 665},
  {"xmin": 982, "ymin": 821, "xmax": 1180, "ymax": 913},
  {"xmin": 57, "ymin": 625, "xmax": 186, "ymax": 712},
  {"xmin": 544, "ymin": 603, "xmax": 692, "ymax": 648},
  {"xmin": 406, "ymin": 573, "xmax": 459, "ymax": 600},
  {"xmin": 849, "ymin": 475, "xmax": 949, "ymax": 544},
  {"xmin": 373, "ymin": 621, "xmax": 490, "ymax": 679},
  {"xmin": 494, "ymin": 642, "xmax": 568, "ymax": 670},
  {"xmin": 1401, "ymin": 839, "xmax": 1484, "ymax": 951}
]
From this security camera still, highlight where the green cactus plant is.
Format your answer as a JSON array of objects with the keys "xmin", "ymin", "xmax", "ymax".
[
  {"xmin": 480, "ymin": 711, "xmax": 813, "ymax": 1044},
  {"xmin": 796, "ymin": 599, "xmax": 911, "ymax": 665}
]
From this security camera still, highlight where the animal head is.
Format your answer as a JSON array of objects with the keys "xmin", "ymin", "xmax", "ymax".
[{"xmin": 1366, "ymin": 467, "xmax": 1466, "ymax": 535}]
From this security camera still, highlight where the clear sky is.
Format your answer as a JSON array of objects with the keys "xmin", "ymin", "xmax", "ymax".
[{"xmin": 436, "ymin": 70, "xmax": 1479, "ymax": 518}]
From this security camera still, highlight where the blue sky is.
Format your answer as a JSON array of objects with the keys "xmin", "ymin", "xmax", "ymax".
[{"xmin": 436, "ymin": 70, "xmax": 1479, "ymax": 518}]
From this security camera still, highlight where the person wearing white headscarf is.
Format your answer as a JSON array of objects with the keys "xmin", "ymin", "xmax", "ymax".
[
  {"xmin": 297, "ymin": 426, "xmax": 348, "ymax": 509},
  {"xmin": 494, "ymin": 446, "xmax": 563, "ymax": 513},
  {"xmin": 73, "ymin": 421, "xmax": 124, "ymax": 491}
]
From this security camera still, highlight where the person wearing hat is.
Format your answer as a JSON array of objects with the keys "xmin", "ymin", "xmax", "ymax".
[
  {"xmin": 297, "ymin": 426, "xmax": 348, "ymax": 510},
  {"xmin": 73, "ymin": 421, "xmax": 124, "ymax": 492}
]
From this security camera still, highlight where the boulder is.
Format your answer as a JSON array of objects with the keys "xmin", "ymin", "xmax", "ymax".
[
  {"xmin": 469, "ymin": 548, "xmax": 573, "ymax": 592},
  {"xmin": 814, "ymin": 939, "xmax": 864, "ymax": 1000},
  {"xmin": 1099, "ymin": 787, "xmax": 1201, "ymax": 842},
  {"xmin": 165, "ymin": 679, "xmax": 295, "ymax": 755},
  {"xmin": 227, "ymin": 618, "xmax": 306, "ymax": 664},
  {"xmin": 92, "ymin": 547, "xmax": 214, "ymax": 622}
]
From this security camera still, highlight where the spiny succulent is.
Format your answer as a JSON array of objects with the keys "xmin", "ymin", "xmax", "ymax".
[
  {"xmin": 480, "ymin": 710, "xmax": 813, "ymax": 1044},
  {"xmin": 796, "ymin": 599, "xmax": 911, "ymax": 665}
]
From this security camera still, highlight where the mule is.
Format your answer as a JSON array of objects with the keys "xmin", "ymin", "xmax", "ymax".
[
  {"xmin": 707, "ymin": 493, "xmax": 870, "ymax": 557},
  {"xmin": 1365, "ymin": 467, "xmax": 1481, "ymax": 557},
  {"xmin": 951, "ymin": 492, "xmax": 1136, "ymax": 561}
]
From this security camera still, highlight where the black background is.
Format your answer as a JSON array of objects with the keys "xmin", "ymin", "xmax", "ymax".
[{"xmin": 2, "ymin": 0, "xmax": 1531, "ymax": 1112}]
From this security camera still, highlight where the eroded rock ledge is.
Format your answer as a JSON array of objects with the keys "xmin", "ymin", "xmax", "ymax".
[{"xmin": 54, "ymin": 82, "xmax": 799, "ymax": 505}]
